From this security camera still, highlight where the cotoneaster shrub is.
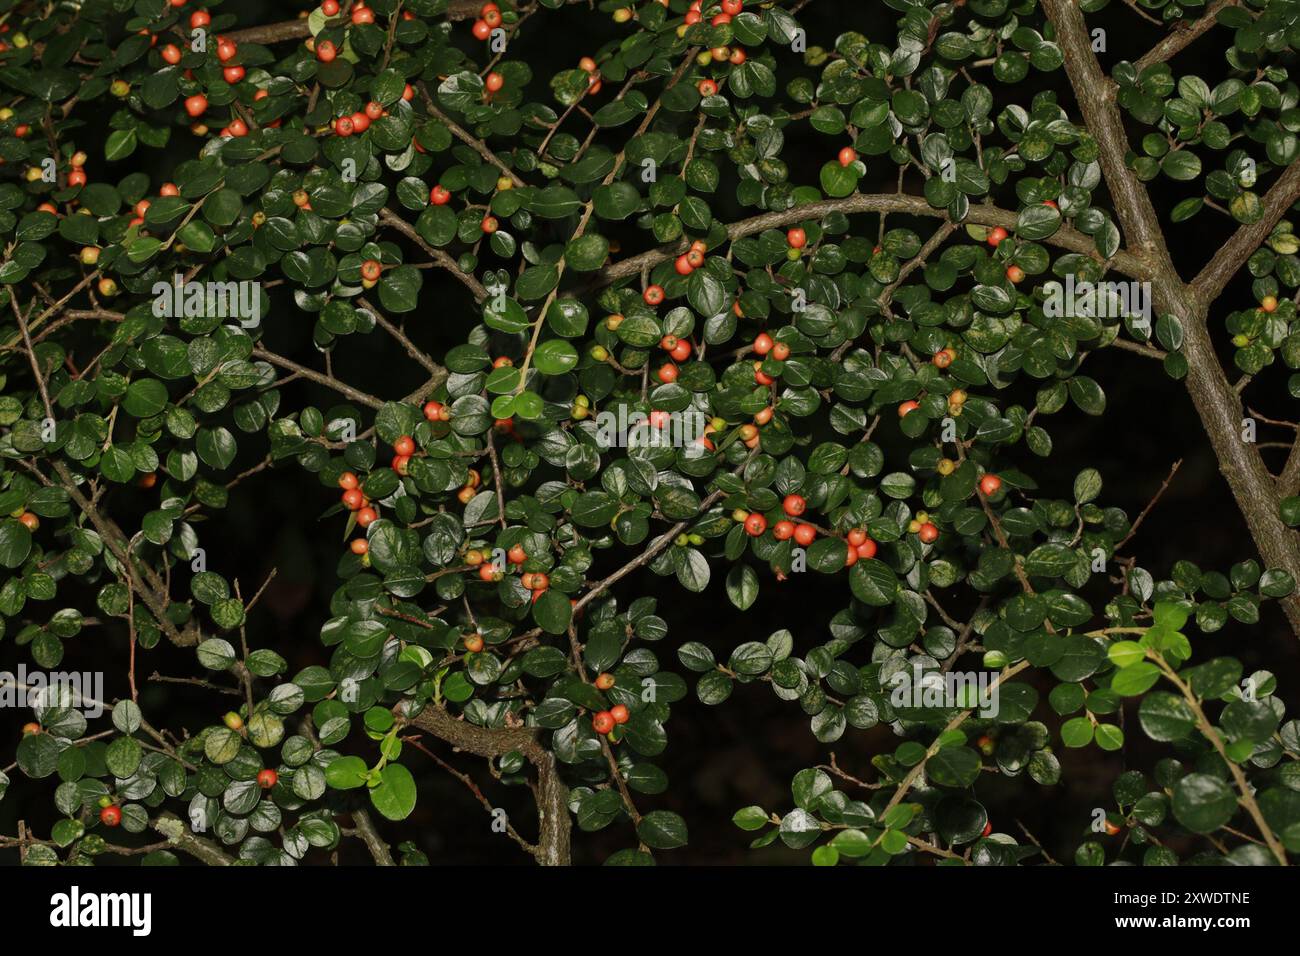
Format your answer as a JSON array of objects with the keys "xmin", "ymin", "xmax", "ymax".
[{"xmin": 1, "ymin": 0, "xmax": 1300, "ymax": 867}]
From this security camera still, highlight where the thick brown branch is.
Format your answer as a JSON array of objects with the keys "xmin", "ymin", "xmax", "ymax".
[
  {"xmin": 408, "ymin": 705, "xmax": 570, "ymax": 865},
  {"xmin": 592, "ymin": 192, "xmax": 1151, "ymax": 290},
  {"xmin": 1190, "ymin": 160, "xmax": 1300, "ymax": 305},
  {"xmin": 1042, "ymin": 0, "xmax": 1170, "ymax": 263},
  {"xmin": 251, "ymin": 347, "xmax": 386, "ymax": 409},
  {"xmin": 1134, "ymin": 0, "xmax": 1240, "ymax": 72},
  {"xmin": 348, "ymin": 808, "xmax": 396, "ymax": 866},
  {"xmin": 224, "ymin": 0, "xmax": 509, "ymax": 44},
  {"xmin": 151, "ymin": 813, "xmax": 236, "ymax": 864},
  {"xmin": 1043, "ymin": 0, "xmax": 1300, "ymax": 637}
]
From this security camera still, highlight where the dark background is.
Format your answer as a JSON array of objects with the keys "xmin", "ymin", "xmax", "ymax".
[{"xmin": 3, "ymin": 1, "xmax": 1296, "ymax": 865}]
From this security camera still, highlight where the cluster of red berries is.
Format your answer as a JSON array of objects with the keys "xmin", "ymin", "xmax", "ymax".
[
  {"xmin": 906, "ymin": 512, "xmax": 940, "ymax": 544},
  {"xmin": 470, "ymin": 2, "xmax": 502, "ymax": 39},
  {"xmin": 655, "ymin": 331, "xmax": 693, "ymax": 384},
  {"xmin": 734, "ymin": 495, "xmax": 883, "ymax": 570},
  {"xmin": 591, "ymin": 682, "xmax": 630, "ymax": 735},
  {"xmin": 334, "ymin": 101, "xmax": 387, "ymax": 137},
  {"xmin": 752, "ymin": 331, "xmax": 790, "ymax": 387},
  {"xmin": 771, "ymin": 494, "xmax": 817, "ymax": 547},
  {"xmin": 685, "ymin": 0, "xmax": 743, "ymax": 26},
  {"xmin": 338, "ymin": 471, "xmax": 377, "ymax": 531},
  {"xmin": 673, "ymin": 238, "xmax": 708, "ymax": 277},
  {"xmin": 577, "ymin": 56, "xmax": 603, "ymax": 95}
]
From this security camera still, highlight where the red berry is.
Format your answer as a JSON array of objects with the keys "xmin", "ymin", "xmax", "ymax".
[
  {"xmin": 472, "ymin": 18, "xmax": 491, "ymax": 39},
  {"xmin": 933, "ymin": 348, "xmax": 955, "ymax": 368},
  {"xmin": 350, "ymin": 538, "xmax": 369, "ymax": 555},
  {"xmin": 979, "ymin": 474, "xmax": 1002, "ymax": 496},
  {"xmin": 162, "ymin": 44, "xmax": 182, "ymax": 64},
  {"xmin": 670, "ymin": 340, "xmax": 692, "ymax": 362},
  {"xmin": 782, "ymin": 494, "xmax": 806, "ymax": 517},
  {"xmin": 595, "ymin": 672, "xmax": 615, "ymax": 690},
  {"xmin": 786, "ymin": 227, "xmax": 806, "ymax": 249},
  {"xmin": 898, "ymin": 400, "xmax": 920, "ymax": 417},
  {"xmin": 744, "ymin": 513, "xmax": 767, "ymax": 536},
  {"xmin": 430, "ymin": 185, "xmax": 451, "ymax": 205},
  {"xmin": 352, "ymin": 5, "xmax": 374, "ymax": 23},
  {"xmin": 771, "ymin": 342, "xmax": 790, "ymax": 362},
  {"xmin": 981, "ymin": 821, "xmax": 992, "ymax": 838},
  {"xmin": 643, "ymin": 285, "xmax": 665, "ymax": 306},
  {"xmin": 773, "ymin": 520, "xmax": 795, "ymax": 541},
  {"xmin": 464, "ymin": 632, "xmax": 485, "ymax": 653},
  {"xmin": 722, "ymin": 0, "xmax": 743, "ymax": 13},
  {"xmin": 592, "ymin": 711, "xmax": 615, "ymax": 734},
  {"xmin": 338, "ymin": 471, "xmax": 359, "ymax": 490},
  {"xmin": 753, "ymin": 333, "xmax": 774, "ymax": 355},
  {"xmin": 793, "ymin": 523, "xmax": 816, "ymax": 546},
  {"xmin": 184, "ymin": 94, "xmax": 207, "ymax": 117},
  {"xmin": 698, "ymin": 79, "xmax": 718, "ymax": 97},
  {"xmin": 918, "ymin": 522, "xmax": 939, "ymax": 544},
  {"xmin": 856, "ymin": 538, "xmax": 878, "ymax": 560},
  {"xmin": 316, "ymin": 40, "xmax": 337, "ymax": 62},
  {"xmin": 657, "ymin": 362, "xmax": 679, "ymax": 384},
  {"xmin": 675, "ymin": 254, "xmax": 694, "ymax": 275},
  {"xmin": 1006, "ymin": 265, "xmax": 1025, "ymax": 284},
  {"xmin": 485, "ymin": 72, "xmax": 504, "ymax": 93},
  {"xmin": 191, "ymin": 10, "xmax": 212, "ymax": 27},
  {"xmin": 321, "ymin": 0, "xmax": 340, "ymax": 13},
  {"xmin": 508, "ymin": 544, "xmax": 527, "ymax": 565},
  {"xmin": 610, "ymin": 704, "xmax": 630, "ymax": 724},
  {"xmin": 257, "ymin": 769, "xmax": 278, "ymax": 789},
  {"xmin": 838, "ymin": 146, "xmax": 857, "ymax": 167},
  {"xmin": 100, "ymin": 806, "xmax": 122, "ymax": 827},
  {"xmin": 986, "ymin": 226, "xmax": 1009, "ymax": 247},
  {"xmin": 357, "ymin": 507, "xmax": 378, "ymax": 527},
  {"xmin": 342, "ymin": 488, "xmax": 364, "ymax": 510}
]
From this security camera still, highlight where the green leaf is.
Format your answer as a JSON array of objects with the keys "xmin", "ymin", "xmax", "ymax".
[
  {"xmin": 369, "ymin": 763, "xmax": 417, "ymax": 820},
  {"xmin": 105, "ymin": 129, "xmax": 137, "ymax": 162},
  {"xmin": 1171, "ymin": 773, "xmax": 1237, "ymax": 833},
  {"xmin": 637, "ymin": 810, "xmax": 688, "ymax": 849},
  {"xmin": 726, "ymin": 564, "xmax": 759, "ymax": 610}
]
